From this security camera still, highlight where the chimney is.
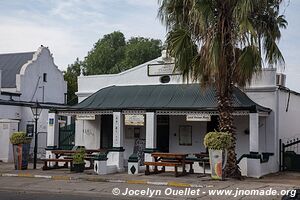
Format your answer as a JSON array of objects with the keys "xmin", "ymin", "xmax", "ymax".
[{"xmin": 276, "ymin": 73, "xmax": 286, "ymax": 87}]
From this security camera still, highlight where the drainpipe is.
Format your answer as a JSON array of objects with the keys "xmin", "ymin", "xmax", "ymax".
[{"xmin": 275, "ymin": 88, "xmax": 280, "ymax": 171}]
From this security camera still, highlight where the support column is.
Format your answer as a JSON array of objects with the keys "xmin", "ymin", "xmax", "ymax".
[
  {"xmin": 247, "ymin": 112, "xmax": 261, "ymax": 178},
  {"xmin": 75, "ymin": 119, "xmax": 85, "ymax": 146},
  {"xmin": 108, "ymin": 112, "xmax": 125, "ymax": 172},
  {"xmin": 45, "ymin": 112, "xmax": 59, "ymax": 159},
  {"xmin": 144, "ymin": 112, "xmax": 157, "ymax": 162},
  {"xmin": 249, "ymin": 113, "xmax": 259, "ymax": 153}
]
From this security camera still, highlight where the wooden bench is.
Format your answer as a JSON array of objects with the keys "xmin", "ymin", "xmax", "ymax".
[
  {"xmin": 161, "ymin": 159, "xmax": 194, "ymax": 174},
  {"xmin": 41, "ymin": 159, "xmax": 73, "ymax": 170},
  {"xmin": 144, "ymin": 162, "xmax": 185, "ymax": 177}
]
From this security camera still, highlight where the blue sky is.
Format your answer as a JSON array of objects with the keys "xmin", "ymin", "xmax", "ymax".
[{"xmin": 0, "ymin": 0, "xmax": 299, "ymax": 91}]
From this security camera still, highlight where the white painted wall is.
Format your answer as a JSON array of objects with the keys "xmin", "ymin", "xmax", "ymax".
[
  {"xmin": 0, "ymin": 46, "xmax": 67, "ymax": 161},
  {"xmin": 17, "ymin": 47, "xmax": 67, "ymax": 103},
  {"xmin": 74, "ymin": 116, "xmax": 101, "ymax": 149},
  {"xmin": 0, "ymin": 105, "xmax": 22, "ymax": 120},
  {"xmin": 278, "ymin": 91, "xmax": 300, "ymax": 145},
  {"xmin": 0, "ymin": 120, "xmax": 19, "ymax": 162},
  {"xmin": 124, "ymin": 125, "xmax": 146, "ymax": 164},
  {"xmin": 77, "ymin": 57, "xmax": 183, "ymax": 102},
  {"xmin": 169, "ymin": 115, "xmax": 207, "ymax": 154}
]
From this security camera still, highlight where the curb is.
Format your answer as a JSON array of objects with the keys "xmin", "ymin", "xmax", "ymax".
[{"xmin": 0, "ymin": 173, "xmax": 214, "ymax": 188}]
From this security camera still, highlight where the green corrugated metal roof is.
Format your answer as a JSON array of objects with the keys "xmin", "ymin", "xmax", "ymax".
[{"xmin": 65, "ymin": 84, "xmax": 271, "ymax": 112}]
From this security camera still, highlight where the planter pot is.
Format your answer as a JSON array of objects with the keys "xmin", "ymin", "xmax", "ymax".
[
  {"xmin": 208, "ymin": 149, "xmax": 227, "ymax": 180},
  {"xmin": 13, "ymin": 143, "xmax": 31, "ymax": 170},
  {"xmin": 73, "ymin": 163, "xmax": 85, "ymax": 173}
]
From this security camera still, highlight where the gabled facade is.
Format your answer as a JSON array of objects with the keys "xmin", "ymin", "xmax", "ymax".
[{"xmin": 0, "ymin": 46, "xmax": 67, "ymax": 162}]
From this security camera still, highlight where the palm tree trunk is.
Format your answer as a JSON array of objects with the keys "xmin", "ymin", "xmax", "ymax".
[{"xmin": 217, "ymin": 86, "xmax": 241, "ymax": 179}]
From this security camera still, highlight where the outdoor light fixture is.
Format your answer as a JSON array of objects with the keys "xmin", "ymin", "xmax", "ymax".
[{"xmin": 30, "ymin": 101, "xmax": 42, "ymax": 169}]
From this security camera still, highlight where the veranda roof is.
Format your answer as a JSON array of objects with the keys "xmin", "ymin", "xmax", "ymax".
[{"xmin": 61, "ymin": 84, "xmax": 271, "ymax": 113}]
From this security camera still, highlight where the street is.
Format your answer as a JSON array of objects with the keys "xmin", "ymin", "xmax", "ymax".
[
  {"xmin": 0, "ymin": 190, "xmax": 135, "ymax": 200},
  {"xmin": 0, "ymin": 176, "xmax": 297, "ymax": 200}
]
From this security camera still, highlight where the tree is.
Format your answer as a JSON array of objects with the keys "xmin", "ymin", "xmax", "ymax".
[
  {"xmin": 111, "ymin": 37, "xmax": 162, "ymax": 73},
  {"xmin": 82, "ymin": 32, "xmax": 162, "ymax": 75},
  {"xmin": 158, "ymin": 0, "xmax": 287, "ymax": 178},
  {"xmin": 83, "ymin": 31, "xmax": 126, "ymax": 75},
  {"xmin": 63, "ymin": 58, "xmax": 81, "ymax": 105},
  {"xmin": 64, "ymin": 31, "xmax": 162, "ymax": 105}
]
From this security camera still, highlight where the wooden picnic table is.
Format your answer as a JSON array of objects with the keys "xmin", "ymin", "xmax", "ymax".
[
  {"xmin": 145, "ymin": 152, "xmax": 193, "ymax": 177},
  {"xmin": 194, "ymin": 153, "xmax": 210, "ymax": 175},
  {"xmin": 42, "ymin": 149, "xmax": 106, "ymax": 170},
  {"xmin": 51, "ymin": 149, "xmax": 105, "ymax": 158}
]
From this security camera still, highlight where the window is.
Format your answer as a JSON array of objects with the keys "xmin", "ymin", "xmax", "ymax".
[
  {"xmin": 43, "ymin": 73, "xmax": 47, "ymax": 82},
  {"xmin": 179, "ymin": 125, "xmax": 192, "ymax": 146}
]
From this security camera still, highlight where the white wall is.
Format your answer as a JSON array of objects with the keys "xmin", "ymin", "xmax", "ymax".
[
  {"xmin": 75, "ymin": 116, "xmax": 101, "ymax": 149},
  {"xmin": 18, "ymin": 47, "xmax": 67, "ymax": 103},
  {"xmin": 235, "ymin": 116, "xmax": 250, "ymax": 158},
  {"xmin": 278, "ymin": 91, "xmax": 300, "ymax": 145},
  {"xmin": 0, "ymin": 120, "xmax": 19, "ymax": 162},
  {"xmin": 77, "ymin": 57, "xmax": 183, "ymax": 102},
  {"xmin": 0, "ymin": 47, "xmax": 67, "ymax": 161},
  {"xmin": 169, "ymin": 115, "xmax": 207, "ymax": 154},
  {"xmin": 123, "ymin": 125, "xmax": 146, "ymax": 164},
  {"xmin": 0, "ymin": 105, "xmax": 22, "ymax": 120}
]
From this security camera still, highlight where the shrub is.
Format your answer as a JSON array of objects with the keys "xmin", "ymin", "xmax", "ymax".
[
  {"xmin": 10, "ymin": 132, "xmax": 31, "ymax": 145},
  {"xmin": 203, "ymin": 131, "xmax": 232, "ymax": 150},
  {"xmin": 73, "ymin": 147, "xmax": 85, "ymax": 164}
]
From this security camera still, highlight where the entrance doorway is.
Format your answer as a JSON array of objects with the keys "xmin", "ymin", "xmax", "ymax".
[
  {"xmin": 100, "ymin": 115, "xmax": 113, "ymax": 149},
  {"xmin": 157, "ymin": 115, "xmax": 169, "ymax": 152},
  {"xmin": 207, "ymin": 115, "xmax": 219, "ymax": 132}
]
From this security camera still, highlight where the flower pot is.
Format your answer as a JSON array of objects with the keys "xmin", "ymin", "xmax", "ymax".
[
  {"xmin": 73, "ymin": 163, "xmax": 85, "ymax": 173},
  {"xmin": 208, "ymin": 149, "xmax": 227, "ymax": 180},
  {"xmin": 13, "ymin": 143, "xmax": 31, "ymax": 170}
]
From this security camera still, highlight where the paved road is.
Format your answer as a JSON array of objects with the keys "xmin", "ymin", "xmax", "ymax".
[
  {"xmin": 0, "ymin": 176, "xmax": 296, "ymax": 200},
  {"xmin": 0, "ymin": 190, "xmax": 134, "ymax": 200}
]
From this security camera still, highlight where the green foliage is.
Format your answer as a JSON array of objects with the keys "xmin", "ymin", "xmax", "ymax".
[
  {"xmin": 158, "ymin": 0, "xmax": 287, "ymax": 87},
  {"xmin": 112, "ymin": 37, "xmax": 162, "ymax": 73},
  {"xmin": 73, "ymin": 148, "xmax": 85, "ymax": 164},
  {"xmin": 64, "ymin": 31, "xmax": 162, "ymax": 105},
  {"xmin": 83, "ymin": 31, "xmax": 126, "ymax": 75},
  {"xmin": 63, "ymin": 58, "xmax": 81, "ymax": 105},
  {"xmin": 10, "ymin": 132, "xmax": 31, "ymax": 145},
  {"xmin": 204, "ymin": 132, "xmax": 232, "ymax": 150}
]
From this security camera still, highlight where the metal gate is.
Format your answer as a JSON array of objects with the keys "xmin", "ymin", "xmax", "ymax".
[
  {"xmin": 59, "ymin": 122, "xmax": 75, "ymax": 150},
  {"xmin": 280, "ymin": 137, "xmax": 300, "ymax": 171}
]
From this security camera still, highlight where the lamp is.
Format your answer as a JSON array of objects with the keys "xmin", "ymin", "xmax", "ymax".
[{"xmin": 31, "ymin": 101, "xmax": 42, "ymax": 169}]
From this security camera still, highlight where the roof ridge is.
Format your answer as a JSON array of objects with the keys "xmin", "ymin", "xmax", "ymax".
[{"xmin": 0, "ymin": 51, "xmax": 35, "ymax": 56}]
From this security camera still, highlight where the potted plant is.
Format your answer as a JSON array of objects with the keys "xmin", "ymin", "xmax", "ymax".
[
  {"xmin": 204, "ymin": 131, "xmax": 232, "ymax": 180},
  {"xmin": 10, "ymin": 132, "xmax": 32, "ymax": 170},
  {"xmin": 72, "ymin": 148, "xmax": 85, "ymax": 172}
]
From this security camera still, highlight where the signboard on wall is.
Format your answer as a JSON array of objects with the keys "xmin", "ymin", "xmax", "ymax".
[
  {"xmin": 186, "ymin": 114, "xmax": 211, "ymax": 121},
  {"xmin": 26, "ymin": 124, "xmax": 34, "ymax": 137},
  {"xmin": 125, "ymin": 115, "xmax": 144, "ymax": 126},
  {"xmin": 76, "ymin": 114, "xmax": 95, "ymax": 120},
  {"xmin": 147, "ymin": 63, "xmax": 181, "ymax": 76}
]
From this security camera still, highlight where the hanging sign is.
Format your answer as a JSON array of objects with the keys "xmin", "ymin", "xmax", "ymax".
[
  {"xmin": 125, "ymin": 115, "xmax": 144, "ymax": 126},
  {"xmin": 147, "ymin": 63, "xmax": 181, "ymax": 76},
  {"xmin": 186, "ymin": 114, "xmax": 211, "ymax": 121},
  {"xmin": 77, "ymin": 114, "xmax": 95, "ymax": 120}
]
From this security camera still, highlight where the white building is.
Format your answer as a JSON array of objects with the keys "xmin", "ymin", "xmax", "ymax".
[
  {"xmin": 0, "ymin": 46, "xmax": 67, "ymax": 162},
  {"xmin": 50, "ymin": 51, "xmax": 300, "ymax": 178}
]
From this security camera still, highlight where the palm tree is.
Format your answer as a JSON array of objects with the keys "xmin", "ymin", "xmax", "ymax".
[{"xmin": 158, "ymin": 0, "xmax": 287, "ymax": 178}]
